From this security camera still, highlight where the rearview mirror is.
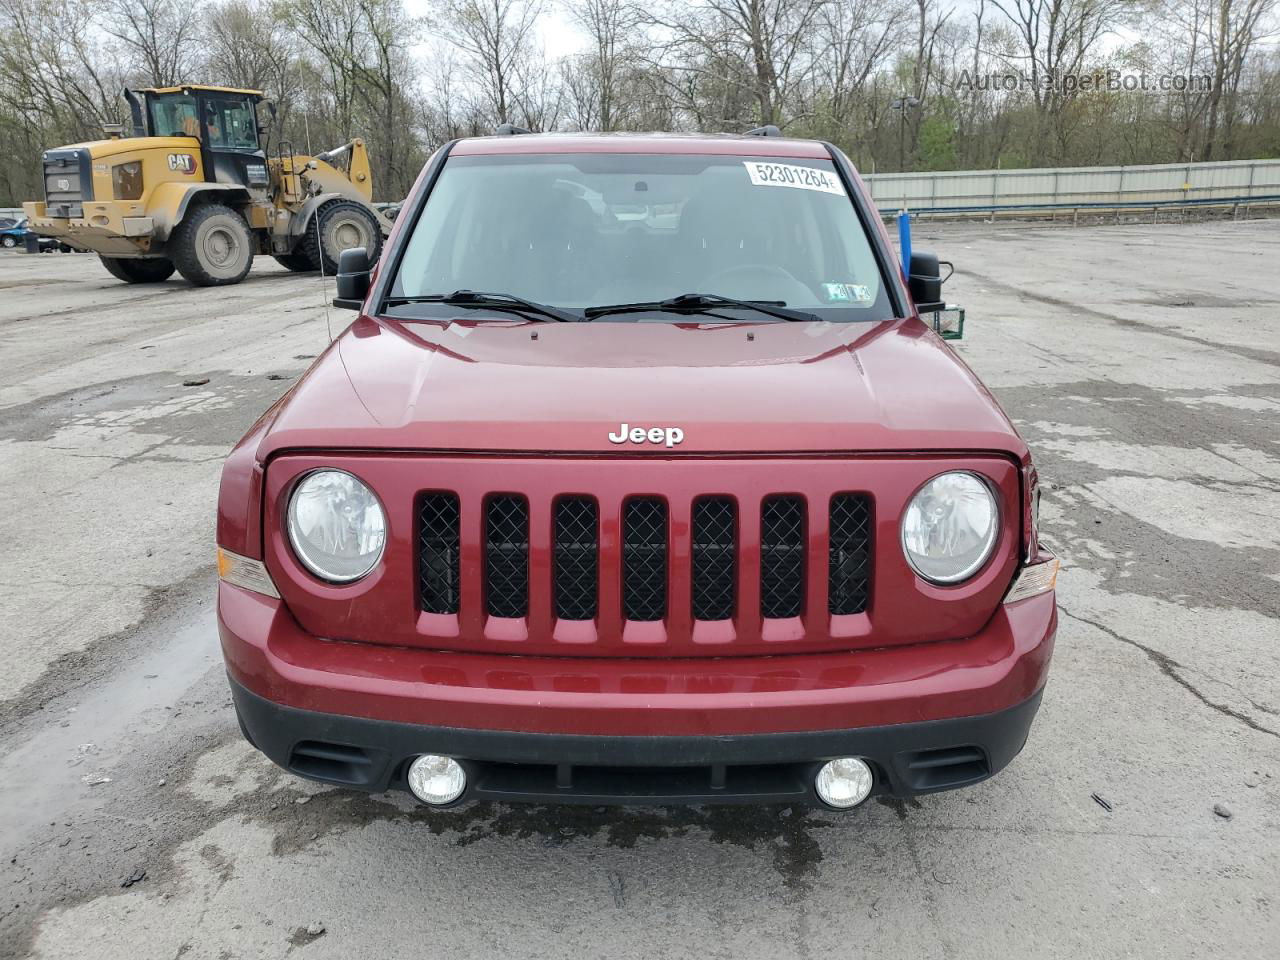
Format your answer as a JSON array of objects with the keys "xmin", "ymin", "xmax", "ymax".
[
  {"xmin": 908, "ymin": 251, "xmax": 951, "ymax": 313},
  {"xmin": 333, "ymin": 247, "xmax": 370, "ymax": 310}
]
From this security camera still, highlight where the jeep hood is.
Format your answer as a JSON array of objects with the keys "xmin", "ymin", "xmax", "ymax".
[{"xmin": 256, "ymin": 315, "xmax": 1026, "ymax": 459}]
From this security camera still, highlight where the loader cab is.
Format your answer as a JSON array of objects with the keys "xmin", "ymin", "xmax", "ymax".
[{"xmin": 125, "ymin": 85, "xmax": 271, "ymax": 195}]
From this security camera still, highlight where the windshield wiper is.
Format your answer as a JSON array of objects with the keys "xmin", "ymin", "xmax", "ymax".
[
  {"xmin": 583, "ymin": 293, "xmax": 821, "ymax": 323},
  {"xmin": 382, "ymin": 289, "xmax": 580, "ymax": 323}
]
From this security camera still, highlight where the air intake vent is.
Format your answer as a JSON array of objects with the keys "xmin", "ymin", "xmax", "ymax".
[
  {"xmin": 485, "ymin": 495, "xmax": 529, "ymax": 618},
  {"xmin": 829, "ymin": 494, "xmax": 872, "ymax": 614},
  {"xmin": 692, "ymin": 497, "xmax": 736, "ymax": 620},
  {"xmin": 418, "ymin": 493, "xmax": 460, "ymax": 614},
  {"xmin": 904, "ymin": 746, "xmax": 989, "ymax": 791},
  {"xmin": 623, "ymin": 498, "xmax": 667, "ymax": 621},
  {"xmin": 288, "ymin": 741, "xmax": 375, "ymax": 786},
  {"xmin": 760, "ymin": 496, "xmax": 804, "ymax": 618},
  {"xmin": 554, "ymin": 497, "xmax": 598, "ymax": 620}
]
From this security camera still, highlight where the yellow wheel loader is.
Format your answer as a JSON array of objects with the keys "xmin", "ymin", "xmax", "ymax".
[{"xmin": 22, "ymin": 85, "xmax": 393, "ymax": 286}]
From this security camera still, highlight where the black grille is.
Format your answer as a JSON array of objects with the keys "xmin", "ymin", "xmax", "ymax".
[
  {"xmin": 829, "ymin": 494, "xmax": 872, "ymax": 615},
  {"xmin": 485, "ymin": 495, "xmax": 529, "ymax": 618},
  {"xmin": 416, "ymin": 490, "xmax": 874, "ymax": 633},
  {"xmin": 692, "ymin": 497, "xmax": 736, "ymax": 620},
  {"xmin": 418, "ymin": 493, "xmax": 460, "ymax": 614},
  {"xmin": 41, "ymin": 148, "xmax": 91, "ymax": 217},
  {"xmin": 623, "ymin": 498, "xmax": 667, "ymax": 621},
  {"xmin": 555, "ymin": 497, "xmax": 598, "ymax": 620},
  {"xmin": 760, "ymin": 496, "xmax": 804, "ymax": 618}
]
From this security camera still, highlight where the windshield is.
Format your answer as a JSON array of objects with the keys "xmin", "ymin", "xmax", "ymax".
[
  {"xmin": 389, "ymin": 153, "xmax": 894, "ymax": 321},
  {"xmin": 149, "ymin": 95, "xmax": 199, "ymax": 138},
  {"xmin": 202, "ymin": 97, "xmax": 259, "ymax": 149}
]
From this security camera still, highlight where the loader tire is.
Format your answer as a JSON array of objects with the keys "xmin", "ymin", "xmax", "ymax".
[
  {"xmin": 171, "ymin": 203, "xmax": 254, "ymax": 286},
  {"xmin": 272, "ymin": 252, "xmax": 316, "ymax": 273},
  {"xmin": 99, "ymin": 256, "xmax": 176, "ymax": 283},
  {"xmin": 302, "ymin": 199, "xmax": 382, "ymax": 275}
]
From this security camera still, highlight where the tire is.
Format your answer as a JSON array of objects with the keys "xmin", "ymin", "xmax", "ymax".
[
  {"xmin": 99, "ymin": 256, "xmax": 176, "ymax": 283},
  {"xmin": 1, "ymin": 236, "xmax": 16, "ymax": 248},
  {"xmin": 272, "ymin": 252, "xmax": 316, "ymax": 273},
  {"xmin": 300, "ymin": 199, "xmax": 383, "ymax": 275},
  {"xmin": 170, "ymin": 203, "xmax": 254, "ymax": 286}
]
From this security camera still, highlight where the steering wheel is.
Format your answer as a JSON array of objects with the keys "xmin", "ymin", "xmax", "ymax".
[{"xmin": 698, "ymin": 263, "xmax": 812, "ymax": 303}]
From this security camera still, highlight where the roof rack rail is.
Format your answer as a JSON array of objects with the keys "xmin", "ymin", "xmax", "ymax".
[
  {"xmin": 745, "ymin": 124, "xmax": 782, "ymax": 137},
  {"xmin": 494, "ymin": 123, "xmax": 532, "ymax": 136}
]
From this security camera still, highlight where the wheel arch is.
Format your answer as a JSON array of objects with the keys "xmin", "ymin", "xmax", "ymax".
[
  {"xmin": 150, "ymin": 183, "xmax": 253, "ymax": 241},
  {"xmin": 288, "ymin": 192, "xmax": 392, "ymax": 241}
]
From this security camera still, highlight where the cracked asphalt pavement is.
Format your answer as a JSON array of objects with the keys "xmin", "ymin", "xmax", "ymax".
[{"xmin": 2, "ymin": 221, "xmax": 1278, "ymax": 959}]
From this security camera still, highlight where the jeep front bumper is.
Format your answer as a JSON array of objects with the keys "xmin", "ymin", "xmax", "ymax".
[{"xmin": 220, "ymin": 583, "xmax": 1056, "ymax": 806}]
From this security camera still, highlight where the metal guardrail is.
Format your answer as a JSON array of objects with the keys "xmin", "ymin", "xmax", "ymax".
[{"xmin": 864, "ymin": 158, "xmax": 1280, "ymax": 217}]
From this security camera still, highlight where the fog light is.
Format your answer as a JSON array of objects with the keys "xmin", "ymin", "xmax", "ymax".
[
  {"xmin": 406, "ymin": 755, "xmax": 466, "ymax": 805},
  {"xmin": 815, "ymin": 758, "xmax": 874, "ymax": 809}
]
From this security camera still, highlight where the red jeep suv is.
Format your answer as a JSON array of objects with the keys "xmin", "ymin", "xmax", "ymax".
[{"xmin": 216, "ymin": 130, "xmax": 1058, "ymax": 810}]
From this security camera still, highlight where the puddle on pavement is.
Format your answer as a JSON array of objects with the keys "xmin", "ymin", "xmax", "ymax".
[{"xmin": 0, "ymin": 600, "xmax": 221, "ymax": 846}]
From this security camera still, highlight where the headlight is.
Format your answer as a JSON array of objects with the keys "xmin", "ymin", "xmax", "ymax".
[
  {"xmin": 901, "ymin": 471, "xmax": 999, "ymax": 584},
  {"xmin": 286, "ymin": 470, "xmax": 386, "ymax": 583},
  {"xmin": 111, "ymin": 160, "xmax": 143, "ymax": 200}
]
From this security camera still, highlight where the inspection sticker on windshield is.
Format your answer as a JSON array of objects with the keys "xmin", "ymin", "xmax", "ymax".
[
  {"xmin": 744, "ymin": 161, "xmax": 845, "ymax": 195},
  {"xmin": 824, "ymin": 282, "xmax": 874, "ymax": 303}
]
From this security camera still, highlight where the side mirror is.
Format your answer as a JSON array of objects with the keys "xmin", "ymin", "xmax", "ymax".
[
  {"xmin": 257, "ymin": 99, "xmax": 277, "ymax": 135},
  {"xmin": 333, "ymin": 247, "xmax": 370, "ymax": 310},
  {"xmin": 908, "ymin": 250, "xmax": 952, "ymax": 313}
]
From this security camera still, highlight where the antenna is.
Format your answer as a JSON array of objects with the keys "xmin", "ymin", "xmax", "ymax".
[{"xmin": 315, "ymin": 213, "xmax": 333, "ymax": 343}]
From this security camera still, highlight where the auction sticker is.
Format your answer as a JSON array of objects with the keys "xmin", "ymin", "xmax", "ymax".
[{"xmin": 744, "ymin": 161, "xmax": 845, "ymax": 195}]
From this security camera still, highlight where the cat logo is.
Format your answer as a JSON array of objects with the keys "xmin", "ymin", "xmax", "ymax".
[{"xmin": 167, "ymin": 154, "xmax": 197, "ymax": 175}]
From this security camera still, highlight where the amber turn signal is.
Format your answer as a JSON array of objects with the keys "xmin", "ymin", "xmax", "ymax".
[{"xmin": 217, "ymin": 546, "xmax": 280, "ymax": 599}]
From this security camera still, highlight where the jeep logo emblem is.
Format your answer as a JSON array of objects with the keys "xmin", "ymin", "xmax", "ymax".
[
  {"xmin": 608, "ymin": 423, "xmax": 684, "ymax": 448},
  {"xmin": 167, "ymin": 154, "xmax": 196, "ymax": 174}
]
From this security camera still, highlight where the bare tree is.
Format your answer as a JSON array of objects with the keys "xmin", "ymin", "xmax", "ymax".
[
  {"xmin": 812, "ymin": 0, "xmax": 910, "ymax": 135},
  {"xmin": 3, "ymin": 0, "xmax": 1280, "ymax": 206},
  {"xmin": 566, "ymin": 0, "xmax": 633, "ymax": 130},
  {"xmin": 1197, "ymin": 0, "xmax": 1278, "ymax": 158},
  {"xmin": 101, "ymin": 0, "xmax": 202, "ymax": 86},
  {"xmin": 281, "ymin": 0, "xmax": 366, "ymax": 143},
  {"xmin": 206, "ymin": 1, "xmax": 298, "ymax": 92},
  {"xmin": 350, "ymin": 0, "xmax": 425, "ymax": 191},
  {"xmin": 988, "ymin": 0, "xmax": 1134, "ymax": 162},
  {"xmin": 642, "ymin": 0, "xmax": 830, "ymax": 128},
  {"xmin": 437, "ymin": 0, "xmax": 547, "ymax": 125}
]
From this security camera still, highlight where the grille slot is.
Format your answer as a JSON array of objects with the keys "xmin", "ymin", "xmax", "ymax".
[
  {"xmin": 485, "ymin": 495, "xmax": 529, "ymax": 618},
  {"xmin": 760, "ymin": 496, "xmax": 805, "ymax": 619},
  {"xmin": 692, "ymin": 497, "xmax": 736, "ymax": 620},
  {"xmin": 418, "ymin": 493, "xmax": 460, "ymax": 614},
  {"xmin": 555, "ymin": 497, "xmax": 598, "ymax": 620},
  {"xmin": 829, "ymin": 494, "xmax": 872, "ymax": 615},
  {"xmin": 623, "ymin": 498, "xmax": 667, "ymax": 621}
]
